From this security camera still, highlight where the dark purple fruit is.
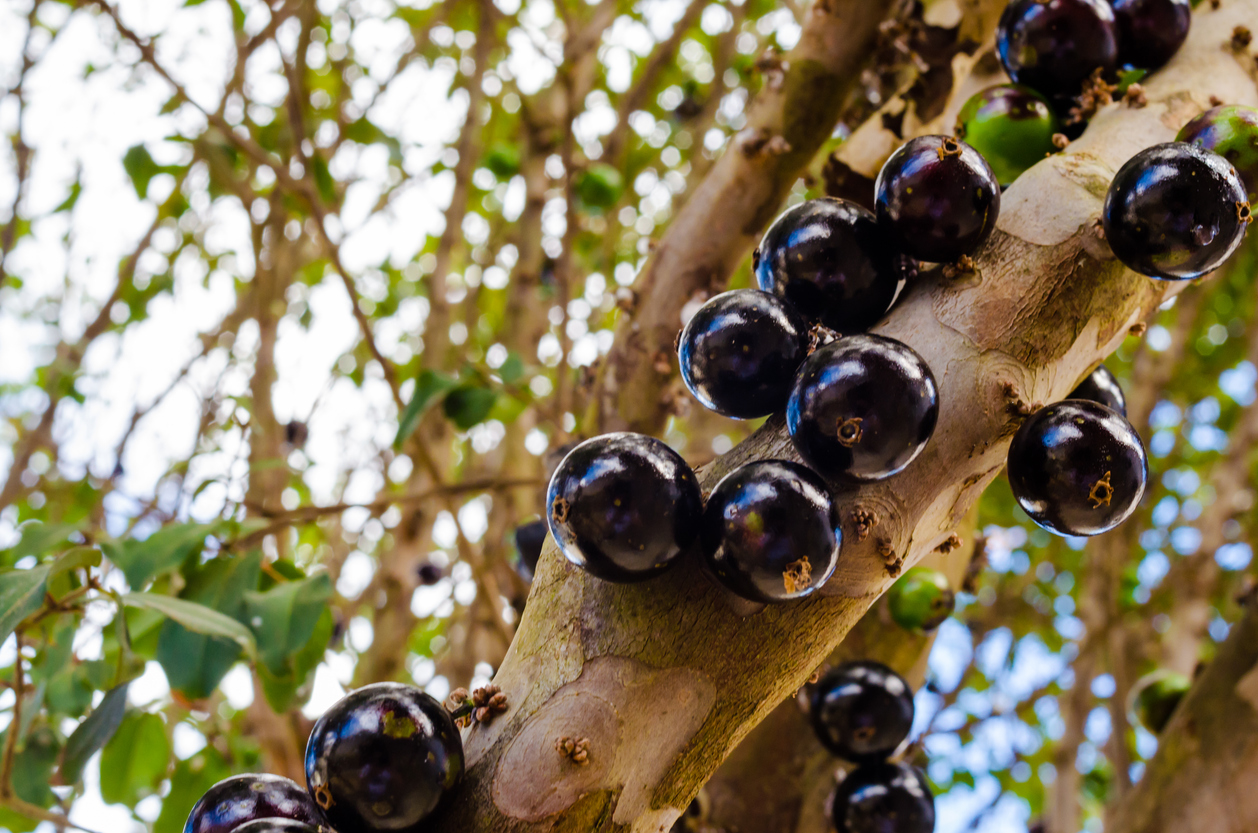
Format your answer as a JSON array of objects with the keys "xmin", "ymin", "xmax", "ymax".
[
  {"xmin": 997, "ymin": 0, "xmax": 1119, "ymax": 104},
  {"xmin": 305, "ymin": 683, "xmax": 463, "ymax": 833},
  {"xmin": 810, "ymin": 661, "xmax": 915, "ymax": 763},
  {"xmin": 829, "ymin": 763, "xmax": 935, "ymax": 833},
  {"xmin": 184, "ymin": 774, "xmax": 324, "ymax": 833},
  {"xmin": 956, "ymin": 84, "xmax": 1059, "ymax": 186},
  {"xmin": 514, "ymin": 518, "xmax": 548, "ymax": 580},
  {"xmin": 1007, "ymin": 400, "xmax": 1148, "ymax": 537},
  {"xmin": 546, "ymin": 433, "xmax": 702, "ymax": 582},
  {"xmin": 1102, "ymin": 142, "xmax": 1252, "ymax": 280},
  {"xmin": 700, "ymin": 460, "xmax": 841, "ymax": 603},
  {"xmin": 416, "ymin": 562, "xmax": 443, "ymax": 585},
  {"xmin": 753, "ymin": 198, "xmax": 899, "ymax": 334},
  {"xmin": 787, "ymin": 335, "xmax": 939, "ymax": 481},
  {"xmin": 1111, "ymin": 0, "xmax": 1191, "ymax": 71},
  {"xmin": 1069, "ymin": 364, "xmax": 1126, "ymax": 415},
  {"xmin": 232, "ymin": 823, "xmax": 323, "ymax": 833},
  {"xmin": 1177, "ymin": 105, "xmax": 1258, "ymax": 201},
  {"xmin": 873, "ymin": 135, "xmax": 1001, "ymax": 263},
  {"xmin": 678, "ymin": 289, "xmax": 809, "ymax": 419}
]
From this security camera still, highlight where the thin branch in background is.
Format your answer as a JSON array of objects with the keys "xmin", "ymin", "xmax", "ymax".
[{"xmin": 0, "ymin": 0, "xmax": 44, "ymax": 289}]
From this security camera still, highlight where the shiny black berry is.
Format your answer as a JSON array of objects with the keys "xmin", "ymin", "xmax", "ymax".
[
  {"xmin": 997, "ymin": 0, "xmax": 1119, "ymax": 104},
  {"xmin": 1007, "ymin": 400, "xmax": 1148, "ymax": 537},
  {"xmin": 874, "ymin": 135, "xmax": 1001, "ymax": 263},
  {"xmin": 1177, "ymin": 105, "xmax": 1258, "ymax": 201},
  {"xmin": 546, "ymin": 433, "xmax": 702, "ymax": 582},
  {"xmin": 810, "ymin": 661, "xmax": 915, "ymax": 763},
  {"xmin": 956, "ymin": 84, "xmax": 1059, "ymax": 187},
  {"xmin": 753, "ymin": 198, "xmax": 899, "ymax": 334},
  {"xmin": 1102, "ymin": 142, "xmax": 1252, "ymax": 280},
  {"xmin": 184, "ymin": 774, "xmax": 324, "ymax": 833},
  {"xmin": 1069, "ymin": 364, "xmax": 1126, "ymax": 415},
  {"xmin": 514, "ymin": 518, "xmax": 548, "ymax": 580},
  {"xmin": 1111, "ymin": 0, "xmax": 1191, "ymax": 71},
  {"xmin": 700, "ymin": 460, "xmax": 841, "ymax": 603},
  {"xmin": 305, "ymin": 683, "xmax": 464, "ymax": 833},
  {"xmin": 678, "ymin": 289, "xmax": 809, "ymax": 419},
  {"xmin": 829, "ymin": 763, "xmax": 935, "ymax": 833},
  {"xmin": 787, "ymin": 336, "xmax": 939, "ymax": 481},
  {"xmin": 233, "ymin": 823, "xmax": 322, "ymax": 833}
]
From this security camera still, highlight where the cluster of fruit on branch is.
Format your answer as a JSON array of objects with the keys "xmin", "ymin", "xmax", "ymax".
[{"xmin": 177, "ymin": 2, "xmax": 1258, "ymax": 833}]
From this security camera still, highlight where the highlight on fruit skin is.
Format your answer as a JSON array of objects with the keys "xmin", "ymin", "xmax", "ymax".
[
  {"xmin": 232, "ymin": 822, "xmax": 324, "ymax": 833},
  {"xmin": 888, "ymin": 566, "xmax": 956, "ymax": 632},
  {"xmin": 183, "ymin": 774, "xmax": 325, "ymax": 833},
  {"xmin": 996, "ymin": 0, "xmax": 1119, "ymax": 106},
  {"xmin": 1130, "ymin": 670, "xmax": 1192, "ymax": 734},
  {"xmin": 1007, "ymin": 400, "xmax": 1148, "ymax": 537},
  {"xmin": 809, "ymin": 661, "xmax": 915, "ymax": 764},
  {"xmin": 1068, "ymin": 364, "xmax": 1127, "ymax": 416},
  {"xmin": 545, "ymin": 432, "xmax": 703, "ymax": 583},
  {"xmin": 828, "ymin": 761, "xmax": 936, "ymax": 833}
]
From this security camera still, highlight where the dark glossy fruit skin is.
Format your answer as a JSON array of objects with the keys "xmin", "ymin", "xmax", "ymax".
[
  {"xmin": 305, "ymin": 683, "xmax": 464, "ymax": 833},
  {"xmin": 1177, "ymin": 105, "xmax": 1258, "ymax": 200},
  {"xmin": 787, "ymin": 336, "xmax": 939, "ymax": 481},
  {"xmin": 678, "ymin": 289, "xmax": 809, "ymax": 419},
  {"xmin": 887, "ymin": 566, "xmax": 956, "ymax": 632},
  {"xmin": 232, "ymin": 823, "xmax": 323, "ymax": 833},
  {"xmin": 1069, "ymin": 364, "xmax": 1126, "ymax": 415},
  {"xmin": 184, "ymin": 774, "xmax": 324, "ymax": 833},
  {"xmin": 546, "ymin": 433, "xmax": 703, "ymax": 582},
  {"xmin": 753, "ymin": 198, "xmax": 899, "ymax": 334},
  {"xmin": 956, "ymin": 85, "xmax": 1059, "ymax": 186},
  {"xmin": 997, "ymin": 0, "xmax": 1119, "ymax": 104},
  {"xmin": 700, "ymin": 460, "xmax": 841, "ymax": 603},
  {"xmin": 514, "ymin": 518, "xmax": 548, "ymax": 579},
  {"xmin": 1111, "ymin": 0, "xmax": 1191, "ymax": 71},
  {"xmin": 811, "ymin": 662, "xmax": 915, "ymax": 763},
  {"xmin": 874, "ymin": 135, "xmax": 1001, "ymax": 263},
  {"xmin": 1007, "ymin": 400, "xmax": 1148, "ymax": 537},
  {"xmin": 1102, "ymin": 142, "xmax": 1252, "ymax": 280},
  {"xmin": 829, "ymin": 763, "xmax": 935, "ymax": 833}
]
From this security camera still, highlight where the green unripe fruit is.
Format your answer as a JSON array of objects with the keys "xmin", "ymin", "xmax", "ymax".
[
  {"xmin": 483, "ymin": 143, "xmax": 522, "ymax": 179},
  {"xmin": 1177, "ymin": 105, "xmax": 1258, "ymax": 201},
  {"xmin": 887, "ymin": 566, "xmax": 955, "ymax": 632},
  {"xmin": 575, "ymin": 164, "xmax": 624, "ymax": 210},
  {"xmin": 955, "ymin": 84, "xmax": 1059, "ymax": 187},
  {"xmin": 1132, "ymin": 671, "xmax": 1191, "ymax": 734}
]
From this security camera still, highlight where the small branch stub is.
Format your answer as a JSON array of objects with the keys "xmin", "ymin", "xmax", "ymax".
[
  {"xmin": 1233, "ymin": 25, "xmax": 1253, "ymax": 49},
  {"xmin": 446, "ymin": 685, "xmax": 508, "ymax": 728},
  {"xmin": 851, "ymin": 507, "xmax": 878, "ymax": 541},
  {"xmin": 878, "ymin": 539, "xmax": 902, "ymax": 577},
  {"xmin": 1124, "ymin": 83, "xmax": 1148, "ymax": 108},
  {"xmin": 935, "ymin": 533, "xmax": 963, "ymax": 554},
  {"xmin": 555, "ymin": 736, "xmax": 591, "ymax": 765},
  {"xmin": 942, "ymin": 254, "xmax": 976, "ymax": 280}
]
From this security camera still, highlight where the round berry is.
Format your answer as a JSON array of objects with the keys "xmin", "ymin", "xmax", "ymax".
[
  {"xmin": 546, "ymin": 433, "xmax": 702, "ymax": 582},
  {"xmin": 810, "ymin": 661, "xmax": 915, "ymax": 763},
  {"xmin": 787, "ymin": 335, "xmax": 939, "ymax": 481},
  {"xmin": 1132, "ymin": 671, "xmax": 1191, "ymax": 734},
  {"xmin": 700, "ymin": 460, "xmax": 841, "ymax": 603},
  {"xmin": 233, "ymin": 823, "xmax": 323, "ymax": 833},
  {"xmin": 514, "ymin": 518, "xmax": 548, "ymax": 580},
  {"xmin": 753, "ymin": 198, "xmax": 899, "ymax": 334},
  {"xmin": 956, "ymin": 85, "xmax": 1059, "ymax": 187},
  {"xmin": 184, "ymin": 774, "xmax": 324, "ymax": 833},
  {"xmin": 1069, "ymin": 364, "xmax": 1126, "ymax": 416},
  {"xmin": 1007, "ymin": 400, "xmax": 1148, "ymax": 537},
  {"xmin": 874, "ymin": 135, "xmax": 1001, "ymax": 263},
  {"xmin": 996, "ymin": 0, "xmax": 1119, "ymax": 104},
  {"xmin": 305, "ymin": 683, "xmax": 464, "ymax": 833},
  {"xmin": 1111, "ymin": 0, "xmax": 1191, "ymax": 71},
  {"xmin": 678, "ymin": 289, "xmax": 809, "ymax": 419},
  {"xmin": 1177, "ymin": 105, "xmax": 1258, "ymax": 201},
  {"xmin": 887, "ymin": 566, "xmax": 956, "ymax": 632},
  {"xmin": 829, "ymin": 763, "xmax": 935, "ymax": 833},
  {"xmin": 1102, "ymin": 142, "xmax": 1252, "ymax": 280}
]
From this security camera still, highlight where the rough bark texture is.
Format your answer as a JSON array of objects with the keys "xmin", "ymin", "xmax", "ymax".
[
  {"xmin": 1107, "ymin": 601, "xmax": 1258, "ymax": 833},
  {"xmin": 435, "ymin": 4, "xmax": 1258, "ymax": 830}
]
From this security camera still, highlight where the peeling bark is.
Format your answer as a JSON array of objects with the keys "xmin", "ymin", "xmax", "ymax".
[{"xmin": 436, "ymin": 4, "xmax": 1258, "ymax": 830}]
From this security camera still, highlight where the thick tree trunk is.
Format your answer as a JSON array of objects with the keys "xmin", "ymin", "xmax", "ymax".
[{"xmin": 436, "ymin": 4, "xmax": 1258, "ymax": 830}]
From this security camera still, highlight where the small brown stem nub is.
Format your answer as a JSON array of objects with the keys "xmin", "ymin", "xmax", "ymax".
[
  {"xmin": 1088, "ymin": 471, "xmax": 1114, "ymax": 508},
  {"xmin": 837, "ymin": 417, "xmax": 864, "ymax": 446},
  {"xmin": 782, "ymin": 557, "xmax": 813, "ymax": 594}
]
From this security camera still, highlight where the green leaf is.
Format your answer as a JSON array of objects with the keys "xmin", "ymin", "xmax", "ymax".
[
  {"xmin": 129, "ymin": 593, "xmax": 257, "ymax": 654},
  {"xmin": 153, "ymin": 745, "xmax": 230, "ymax": 833},
  {"xmin": 60, "ymin": 683, "xmax": 130, "ymax": 784},
  {"xmin": 152, "ymin": 552, "xmax": 261, "ymax": 699},
  {"xmin": 499, "ymin": 352, "xmax": 525, "ymax": 385},
  {"xmin": 54, "ymin": 179, "xmax": 82, "ymax": 213},
  {"xmin": 0, "ymin": 547, "xmax": 98, "ymax": 645},
  {"xmin": 2, "ymin": 522, "xmax": 80, "ymax": 567},
  {"xmin": 102, "ymin": 522, "xmax": 220, "ymax": 589},
  {"xmin": 258, "ymin": 607, "xmax": 332, "ymax": 712},
  {"xmin": 311, "ymin": 154, "xmax": 336, "ymax": 204},
  {"xmin": 394, "ymin": 370, "xmax": 457, "ymax": 448},
  {"xmin": 443, "ymin": 385, "xmax": 498, "ymax": 430},
  {"xmin": 123, "ymin": 144, "xmax": 160, "ymax": 199},
  {"xmin": 244, "ymin": 573, "xmax": 332, "ymax": 674},
  {"xmin": 100, "ymin": 711, "xmax": 171, "ymax": 805}
]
